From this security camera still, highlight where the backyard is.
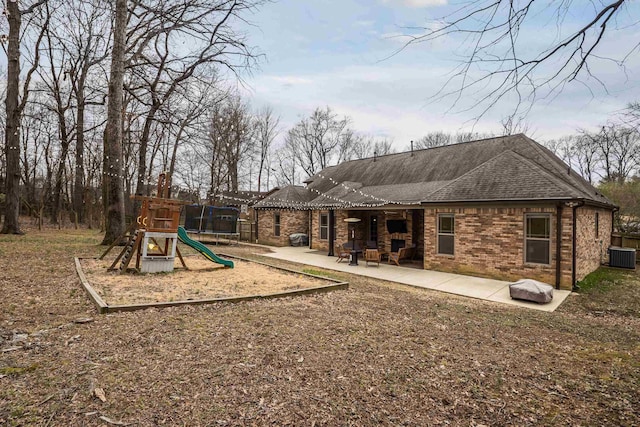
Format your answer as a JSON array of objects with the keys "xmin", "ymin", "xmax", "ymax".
[{"xmin": 1, "ymin": 227, "xmax": 639, "ymax": 426}]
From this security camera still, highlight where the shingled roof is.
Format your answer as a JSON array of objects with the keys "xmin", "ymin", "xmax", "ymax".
[
  {"xmin": 253, "ymin": 185, "xmax": 315, "ymax": 209},
  {"xmin": 256, "ymin": 134, "xmax": 614, "ymax": 209}
]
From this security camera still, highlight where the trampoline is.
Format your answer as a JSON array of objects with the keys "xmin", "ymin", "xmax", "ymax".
[{"xmin": 181, "ymin": 205, "xmax": 240, "ymax": 244}]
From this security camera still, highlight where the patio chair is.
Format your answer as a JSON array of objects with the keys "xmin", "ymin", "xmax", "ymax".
[
  {"xmin": 388, "ymin": 244, "xmax": 416, "ymax": 266},
  {"xmin": 335, "ymin": 242, "xmax": 350, "ymax": 263},
  {"xmin": 365, "ymin": 248, "xmax": 382, "ymax": 267}
]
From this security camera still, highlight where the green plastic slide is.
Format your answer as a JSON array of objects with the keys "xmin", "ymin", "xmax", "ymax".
[{"xmin": 177, "ymin": 226, "xmax": 234, "ymax": 268}]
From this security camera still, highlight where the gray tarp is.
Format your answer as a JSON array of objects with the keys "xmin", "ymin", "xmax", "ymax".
[
  {"xmin": 509, "ymin": 279, "xmax": 554, "ymax": 304},
  {"xmin": 289, "ymin": 233, "xmax": 309, "ymax": 247}
]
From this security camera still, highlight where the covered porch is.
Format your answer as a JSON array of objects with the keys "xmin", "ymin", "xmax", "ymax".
[{"xmin": 311, "ymin": 207, "xmax": 425, "ymax": 267}]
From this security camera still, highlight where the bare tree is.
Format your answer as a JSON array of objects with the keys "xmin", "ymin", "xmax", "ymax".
[
  {"xmin": 414, "ymin": 131, "xmax": 495, "ymax": 150},
  {"xmin": 63, "ymin": 0, "xmax": 111, "ymax": 223},
  {"xmin": 500, "ymin": 116, "xmax": 531, "ymax": 136},
  {"xmin": 101, "ymin": 0, "xmax": 127, "ymax": 245},
  {"xmin": 343, "ymin": 134, "xmax": 395, "ymax": 160},
  {"xmin": 397, "ymin": 1, "xmax": 635, "ymax": 119},
  {"xmin": 414, "ymin": 132, "xmax": 450, "ymax": 149},
  {"xmin": 285, "ymin": 106, "xmax": 351, "ymax": 178},
  {"xmin": 165, "ymin": 80, "xmax": 224, "ymax": 192},
  {"xmin": 125, "ymin": 0, "xmax": 262, "ymax": 209},
  {"xmin": 573, "ymin": 134, "xmax": 599, "ymax": 185},
  {"xmin": 582, "ymin": 124, "xmax": 640, "ymax": 183},
  {"xmin": 253, "ymin": 105, "xmax": 279, "ymax": 192},
  {"xmin": 1, "ymin": 0, "xmax": 47, "ymax": 234}
]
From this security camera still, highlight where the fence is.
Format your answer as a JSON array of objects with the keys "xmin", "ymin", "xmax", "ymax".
[
  {"xmin": 611, "ymin": 233, "xmax": 640, "ymax": 264},
  {"xmin": 238, "ymin": 221, "xmax": 256, "ymax": 243}
]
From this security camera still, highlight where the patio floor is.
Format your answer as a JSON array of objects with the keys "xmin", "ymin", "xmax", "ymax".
[{"xmin": 260, "ymin": 246, "xmax": 571, "ymax": 312}]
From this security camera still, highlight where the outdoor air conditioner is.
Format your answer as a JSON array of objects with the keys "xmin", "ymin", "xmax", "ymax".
[{"xmin": 608, "ymin": 247, "xmax": 636, "ymax": 269}]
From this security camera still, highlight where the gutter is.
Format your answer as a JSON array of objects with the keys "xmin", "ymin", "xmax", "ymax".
[
  {"xmin": 571, "ymin": 200, "xmax": 586, "ymax": 291},
  {"xmin": 420, "ymin": 197, "xmax": 615, "ymax": 209}
]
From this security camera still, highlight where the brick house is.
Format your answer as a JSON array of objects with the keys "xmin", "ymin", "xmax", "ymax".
[{"xmin": 254, "ymin": 135, "xmax": 616, "ymax": 290}]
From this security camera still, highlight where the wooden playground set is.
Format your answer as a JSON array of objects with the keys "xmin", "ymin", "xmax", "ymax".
[
  {"xmin": 99, "ymin": 172, "xmax": 234, "ymax": 274},
  {"xmin": 74, "ymin": 172, "xmax": 348, "ymax": 314}
]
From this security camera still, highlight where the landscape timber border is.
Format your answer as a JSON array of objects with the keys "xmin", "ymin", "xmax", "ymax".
[{"xmin": 74, "ymin": 255, "xmax": 349, "ymax": 314}]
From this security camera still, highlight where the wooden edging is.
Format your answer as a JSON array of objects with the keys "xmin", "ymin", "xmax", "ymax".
[
  {"xmin": 74, "ymin": 257, "xmax": 348, "ymax": 314},
  {"xmin": 75, "ymin": 258, "xmax": 109, "ymax": 314}
]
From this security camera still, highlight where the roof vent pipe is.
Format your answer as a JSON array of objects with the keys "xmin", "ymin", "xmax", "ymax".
[
  {"xmin": 410, "ymin": 140, "xmax": 414, "ymax": 156},
  {"xmin": 373, "ymin": 150, "xmax": 377, "ymax": 162}
]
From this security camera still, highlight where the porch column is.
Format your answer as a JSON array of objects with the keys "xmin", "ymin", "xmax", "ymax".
[{"xmin": 328, "ymin": 209, "xmax": 335, "ymax": 256}]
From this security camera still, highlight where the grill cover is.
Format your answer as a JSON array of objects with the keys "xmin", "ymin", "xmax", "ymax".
[
  {"xmin": 509, "ymin": 279, "xmax": 554, "ymax": 304},
  {"xmin": 289, "ymin": 233, "xmax": 309, "ymax": 247}
]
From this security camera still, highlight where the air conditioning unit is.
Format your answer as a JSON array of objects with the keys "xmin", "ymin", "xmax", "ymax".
[{"xmin": 608, "ymin": 247, "xmax": 636, "ymax": 269}]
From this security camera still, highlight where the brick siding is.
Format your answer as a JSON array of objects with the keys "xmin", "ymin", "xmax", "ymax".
[
  {"xmin": 257, "ymin": 209, "xmax": 309, "ymax": 246},
  {"xmin": 310, "ymin": 210, "xmax": 350, "ymax": 251},
  {"xmin": 259, "ymin": 204, "xmax": 612, "ymax": 290},
  {"xmin": 575, "ymin": 206, "xmax": 612, "ymax": 281},
  {"xmin": 309, "ymin": 209, "xmax": 425, "ymax": 253},
  {"xmin": 423, "ymin": 205, "xmax": 575, "ymax": 289}
]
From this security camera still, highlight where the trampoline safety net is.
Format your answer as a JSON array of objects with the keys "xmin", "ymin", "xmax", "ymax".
[{"xmin": 182, "ymin": 205, "xmax": 239, "ymax": 234}]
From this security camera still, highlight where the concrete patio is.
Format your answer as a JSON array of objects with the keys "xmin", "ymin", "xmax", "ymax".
[{"xmin": 260, "ymin": 246, "xmax": 571, "ymax": 312}]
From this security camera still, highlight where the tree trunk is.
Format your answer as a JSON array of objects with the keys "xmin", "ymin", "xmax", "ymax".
[
  {"xmin": 134, "ymin": 107, "xmax": 156, "ymax": 201},
  {"xmin": 1, "ymin": 2, "xmax": 23, "ymax": 234},
  {"xmin": 51, "ymin": 119, "xmax": 70, "ymax": 224},
  {"xmin": 101, "ymin": 0, "xmax": 127, "ymax": 245},
  {"xmin": 73, "ymin": 75, "xmax": 86, "ymax": 223}
]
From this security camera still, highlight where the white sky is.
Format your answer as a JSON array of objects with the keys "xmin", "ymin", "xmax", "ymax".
[{"xmin": 239, "ymin": 0, "xmax": 640, "ymax": 150}]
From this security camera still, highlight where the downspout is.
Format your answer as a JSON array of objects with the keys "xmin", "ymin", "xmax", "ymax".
[
  {"xmin": 255, "ymin": 209, "xmax": 259, "ymax": 243},
  {"xmin": 555, "ymin": 203, "xmax": 562, "ymax": 290},
  {"xmin": 328, "ymin": 209, "xmax": 335, "ymax": 256},
  {"xmin": 571, "ymin": 200, "xmax": 585, "ymax": 291},
  {"xmin": 308, "ymin": 210, "xmax": 312, "ymax": 249}
]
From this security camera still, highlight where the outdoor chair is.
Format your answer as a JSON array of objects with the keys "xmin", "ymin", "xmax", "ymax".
[
  {"xmin": 388, "ymin": 244, "xmax": 416, "ymax": 266},
  {"xmin": 365, "ymin": 248, "xmax": 382, "ymax": 267},
  {"xmin": 336, "ymin": 243, "xmax": 350, "ymax": 263}
]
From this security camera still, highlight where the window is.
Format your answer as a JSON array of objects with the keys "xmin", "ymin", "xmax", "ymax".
[
  {"xmin": 319, "ymin": 213, "xmax": 328, "ymax": 240},
  {"xmin": 437, "ymin": 214, "xmax": 454, "ymax": 255},
  {"xmin": 595, "ymin": 212, "xmax": 599, "ymax": 237},
  {"xmin": 274, "ymin": 212, "xmax": 281, "ymax": 237},
  {"xmin": 525, "ymin": 214, "xmax": 550, "ymax": 264}
]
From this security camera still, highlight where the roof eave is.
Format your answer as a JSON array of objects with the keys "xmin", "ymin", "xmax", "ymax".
[{"xmin": 420, "ymin": 197, "xmax": 616, "ymax": 209}]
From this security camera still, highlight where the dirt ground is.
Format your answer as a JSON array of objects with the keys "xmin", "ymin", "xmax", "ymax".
[
  {"xmin": 80, "ymin": 256, "xmax": 332, "ymax": 306},
  {"xmin": 1, "ymin": 227, "xmax": 639, "ymax": 426}
]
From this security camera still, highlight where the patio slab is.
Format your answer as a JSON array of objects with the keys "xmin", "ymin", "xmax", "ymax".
[{"xmin": 260, "ymin": 246, "xmax": 571, "ymax": 312}]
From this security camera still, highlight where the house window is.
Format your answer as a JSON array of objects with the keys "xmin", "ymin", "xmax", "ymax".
[
  {"xmin": 595, "ymin": 212, "xmax": 599, "ymax": 237},
  {"xmin": 274, "ymin": 212, "xmax": 281, "ymax": 237},
  {"xmin": 319, "ymin": 213, "xmax": 328, "ymax": 240},
  {"xmin": 525, "ymin": 214, "xmax": 550, "ymax": 264},
  {"xmin": 437, "ymin": 214, "xmax": 454, "ymax": 255}
]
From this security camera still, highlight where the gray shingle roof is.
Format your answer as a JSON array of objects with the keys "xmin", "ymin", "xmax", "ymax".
[
  {"xmin": 255, "ymin": 134, "xmax": 614, "ymax": 209},
  {"xmin": 253, "ymin": 185, "xmax": 314, "ymax": 209}
]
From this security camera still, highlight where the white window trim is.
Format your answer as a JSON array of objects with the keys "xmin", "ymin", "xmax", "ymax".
[
  {"xmin": 274, "ymin": 212, "xmax": 281, "ymax": 237},
  {"xmin": 524, "ymin": 213, "xmax": 551, "ymax": 265},
  {"xmin": 319, "ymin": 212, "xmax": 329, "ymax": 240}
]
